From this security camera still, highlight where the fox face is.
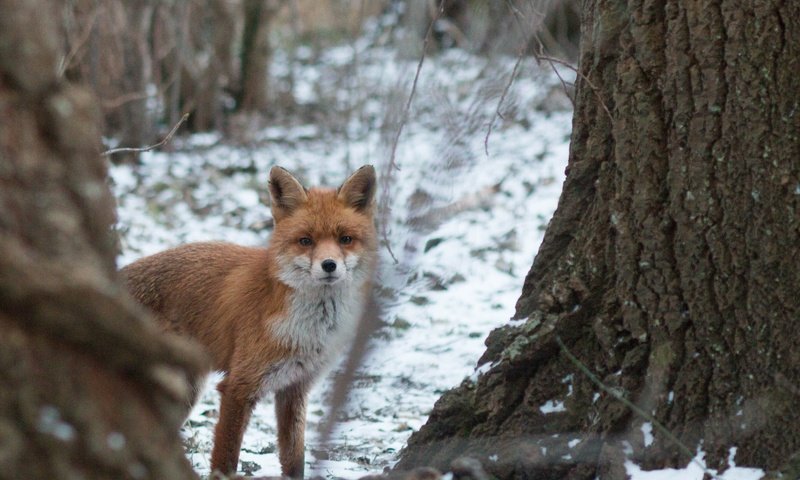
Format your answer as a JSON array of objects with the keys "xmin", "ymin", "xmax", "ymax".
[{"xmin": 268, "ymin": 166, "xmax": 377, "ymax": 289}]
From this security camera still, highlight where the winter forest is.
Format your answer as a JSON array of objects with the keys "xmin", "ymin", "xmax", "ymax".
[{"xmin": 0, "ymin": 1, "xmax": 798, "ymax": 479}]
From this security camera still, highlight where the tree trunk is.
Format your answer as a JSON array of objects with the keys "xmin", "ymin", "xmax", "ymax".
[
  {"xmin": 111, "ymin": 0, "xmax": 154, "ymax": 162},
  {"xmin": 238, "ymin": 0, "xmax": 280, "ymax": 113},
  {"xmin": 191, "ymin": 0, "xmax": 236, "ymax": 131},
  {"xmin": 396, "ymin": 1, "xmax": 800, "ymax": 479},
  {"xmin": 0, "ymin": 0, "xmax": 206, "ymax": 478}
]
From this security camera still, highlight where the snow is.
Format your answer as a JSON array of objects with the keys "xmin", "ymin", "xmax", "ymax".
[
  {"xmin": 625, "ymin": 449, "xmax": 764, "ymax": 480},
  {"xmin": 36, "ymin": 405, "xmax": 76, "ymax": 442},
  {"xmin": 641, "ymin": 422, "xmax": 654, "ymax": 448},
  {"xmin": 469, "ymin": 361, "xmax": 495, "ymax": 383},
  {"xmin": 106, "ymin": 432, "xmax": 126, "ymax": 451},
  {"xmin": 539, "ymin": 400, "xmax": 567, "ymax": 414},
  {"xmin": 108, "ymin": 32, "xmax": 766, "ymax": 480}
]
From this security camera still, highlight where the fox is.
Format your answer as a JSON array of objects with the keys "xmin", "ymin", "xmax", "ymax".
[{"xmin": 120, "ymin": 165, "xmax": 378, "ymax": 478}]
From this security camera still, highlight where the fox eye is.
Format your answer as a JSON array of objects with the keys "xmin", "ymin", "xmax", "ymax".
[
  {"xmin": 339, "ymin": 235, "xmax": 353, "ymax": 245},
  {"xmin": 298, "ymin": 237, "xmax": 312, "ymax": 246}
]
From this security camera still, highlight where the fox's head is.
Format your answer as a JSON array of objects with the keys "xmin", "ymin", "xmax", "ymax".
[{"xmin": 268, "ymin": 165, "xmax": 378, "ymax": 288}]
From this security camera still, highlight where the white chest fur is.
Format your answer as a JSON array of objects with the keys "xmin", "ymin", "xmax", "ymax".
[{"xmin": 265, "ymin": 282, "xmax": 364, "ymax": 392}]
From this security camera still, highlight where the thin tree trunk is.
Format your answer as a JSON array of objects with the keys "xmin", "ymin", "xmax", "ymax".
[
  {"xmin": 239, "ymin": 0, "xmax": 279, "ymax": 113},
  {"xmin": 0, "ymin": 0, "xmax": 206, "ymax": 477},
  {"xmin": 396, "ymin": 1, "xmax": 800, "ymax": 479},
  {"xmin": 116, "ymin": 0, "xmax": 153, "ymax": 161},
  {"xmin": 168, "ymin": 1, "xmax": 189, "ymax": 129},
  {"xmin": 192, "ymin": 0, "xmax": 236, "ymax": 131}
]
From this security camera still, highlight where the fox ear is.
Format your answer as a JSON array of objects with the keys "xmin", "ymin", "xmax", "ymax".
[
  {"xmin": 269, "ymin": 166, "xmax": 308, "ymax": 222},
  {"xmin": 338, "ymin": 165, "xmax": 376, "ymax": 213}
]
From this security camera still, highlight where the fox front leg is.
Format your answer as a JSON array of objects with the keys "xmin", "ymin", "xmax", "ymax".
[
  {"xmin": 275, "ymin": 381, "xmax": 310, "ymax": 478},
  {"xmin": 210, "ymin": 376, "xmax": 259, "ymax": 476}
]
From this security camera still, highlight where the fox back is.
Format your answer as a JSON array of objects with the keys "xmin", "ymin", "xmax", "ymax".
[{"xmin": 120, "ymin": 165, "xmax": 378, "ymax": 477}]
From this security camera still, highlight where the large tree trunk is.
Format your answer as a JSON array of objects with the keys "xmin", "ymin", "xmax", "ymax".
[
  {"xmin": 397, "ymin": 1, "xmax": 800, "ymax": 479},
  {"xmin": 0, "ymin": 0, "xmax": 206, "ymax": 477}
]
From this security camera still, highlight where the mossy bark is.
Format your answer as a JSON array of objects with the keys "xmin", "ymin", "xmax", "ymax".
[
  {"xmin": 0, "ymin": 0, "xmax": 206, "ymax": 477},
  {"xmin": 396, "ymin": 1, "xmax": 800, "ymax": 478}
]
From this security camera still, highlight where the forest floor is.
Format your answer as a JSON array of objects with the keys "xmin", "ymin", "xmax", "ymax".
[
  {"xmin": 110, "ymin": 39, "xmax": 763, "ymax": 480},
  {"xmin": 112, "ymin": 40, "xmax": 572, "ymax": 479}
]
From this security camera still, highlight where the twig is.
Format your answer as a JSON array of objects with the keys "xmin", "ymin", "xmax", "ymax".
[
  {"xmin": 387, "ymin": 1, "xmax": 441, "ymax": 172},
  {"xmin": 527, "ymin": 32, "xmax": 577, "ymax": 111},
  {"xmin": 485, "ymin": 1, "xmax": 580, "ymax": 157},
  {"xmin": 101, "ymin": 113, "xmax": 189, "ymax": 156},
  {"xmin": 58, "ymin": 7, "xmax": 99, "ymax": 78},
  {"xmin": 503, "ymin": 2, "xmax": 611, "ymax": 123},
  {"xmin": 381, "ymin": 235, "xmax": 400, "ymax": 265},
  {"xmin": 101, "ymin": 90, "xmax": 151, "ymax": 110},
  {"xmin": 484, "ymin": 47, "xmax": 525, "ymax": 156},
  {"xmin": 532, "ymin": 49, "xmax": 612, "ymax": 123},
  {"xmin": 548, "ymin": 60, "xmax": 576, "ymax": 110},
  {"xmin": 555, "ymin": 336, "xmax": 721, "ymax": 480},
  {"xmin": 379, "ymin": 0, "xmax": 444, "ymax": 265}
]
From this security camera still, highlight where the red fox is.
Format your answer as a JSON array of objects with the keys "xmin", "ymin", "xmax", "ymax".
[{"xmin": 121, "ymin": 165, "xmax": 378, "ymax": 478}]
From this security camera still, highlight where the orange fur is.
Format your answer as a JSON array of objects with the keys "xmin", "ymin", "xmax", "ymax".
[{"xmin": 121, "ymin": 166, "xmax": 378, "ymax": 478}]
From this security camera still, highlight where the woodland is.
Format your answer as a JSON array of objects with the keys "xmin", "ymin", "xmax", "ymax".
[{"xmin": 0, "ymin": 1, "xmax": 798, "ymax": 480}]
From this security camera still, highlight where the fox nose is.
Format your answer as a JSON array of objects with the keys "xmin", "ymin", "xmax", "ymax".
[{"xmin": 321, "ymin": 259, "xmax": 337, "ymax": 273}]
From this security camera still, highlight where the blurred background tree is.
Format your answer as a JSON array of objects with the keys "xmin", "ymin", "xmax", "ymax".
[{"xmin": 56, "ymin": 0, "xmax": 579, "ymax": 157}]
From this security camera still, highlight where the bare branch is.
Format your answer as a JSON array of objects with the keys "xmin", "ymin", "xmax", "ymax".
[
  {"xmin": 499, "ymin": 3, "xmax": 610, "ymax": 125},
  {"xmin": 101, "ymin": 113, "xmax": 189, "ymax": 157},
  {"xmin": 485, "ymin": 47, "xmax": 525, "ymax": 156},
  {"xmin": 57, "ymin": 7, "xmax": 99, "ymax": 78},
  {"xmin": 387, "ymin": 1, "xmax": 441, "ymax": 172},
  {"xmin": 101, "ymin": 90, "xmax": 151, "ymax": 110},
  {"xmin": 532, "ymin": 48, "xmax": 612, "ymax": 123},
  {"xmin": 546, "ymin": 57, "xmax": 577, "ymax": 110},
  {"xmin": 379, "ymin": 0, "xmax": 444, "ymax": 265}
]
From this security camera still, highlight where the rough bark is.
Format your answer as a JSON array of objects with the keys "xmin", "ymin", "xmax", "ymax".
[
  {"xmin": 397, "ymin": 1, "xmax": 800, "ymax": 479},
  {"xmin": 0, "ymin": 0, "xmax": 206, "ymax": 477}
]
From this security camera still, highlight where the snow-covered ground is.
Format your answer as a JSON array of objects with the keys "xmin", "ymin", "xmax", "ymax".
[
  {"xmin": 625, "ymin": 447, "xmax": 764, "ymax": 480},
  {"xmin": 110, "ymin": 39, "xmax": 763, "ymax": 480}
]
